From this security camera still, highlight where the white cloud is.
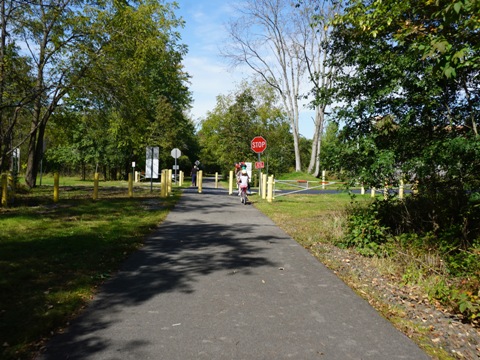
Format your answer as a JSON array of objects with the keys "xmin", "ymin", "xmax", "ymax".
[
  {"xmin": 183, "ymin": 55, "xmax": 249, "ymax": 120},
  {"xmin": 176, "ymin": 0, "xmax": 316, "ymax": 138}
]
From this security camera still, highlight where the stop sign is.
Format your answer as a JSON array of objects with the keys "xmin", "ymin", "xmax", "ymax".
[{"xmin": 251, "ymin": 136, "xmax": 267, "ymax": 153}]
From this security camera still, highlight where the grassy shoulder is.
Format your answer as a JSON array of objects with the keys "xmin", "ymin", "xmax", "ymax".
[
  {"xmin": 0, "ymin": 179, "xmax": 181, "ymax": 360},
  {"xmin": 252, "ymin": 192, "xmax": 462, "ymax": 360}
]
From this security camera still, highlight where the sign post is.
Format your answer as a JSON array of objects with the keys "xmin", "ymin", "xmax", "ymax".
[
  {"xmin": 251, "ymin": 136, "xmax": 267, "ymax": 196},
  {"xmin": 146, "ymin": 147, "xmax": 159, "ymax": 192},
  {"xmin": 170, "ymin": 148, "xmax": 181, "ymax": 184}
]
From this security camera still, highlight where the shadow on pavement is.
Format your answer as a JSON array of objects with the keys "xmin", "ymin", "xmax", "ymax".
[{"xmin": 37, "ymin": 193, "xmax": 280, "ymax": 359}]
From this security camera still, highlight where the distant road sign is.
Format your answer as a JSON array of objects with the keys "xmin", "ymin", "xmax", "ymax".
[
  {"xmin": 171, "ymin": 148, "xmax": 181, "ymax": 159},
  {"xmin": 251, "ymin": 136, "xmax": 267, "ymax": 153},
  {"xmin": 255, "ymin": 161, "xmax": 265, "ymax": 169}
]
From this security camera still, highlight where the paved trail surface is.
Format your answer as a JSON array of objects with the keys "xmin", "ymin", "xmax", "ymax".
[{"xmin": 37, "ymin": 184, "xmax": 430, "ymax": 359}]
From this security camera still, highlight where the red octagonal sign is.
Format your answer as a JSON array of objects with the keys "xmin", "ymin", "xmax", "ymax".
[{"xmin": 251, "ymin": 136, "xmax": 267, "ymax": 154}]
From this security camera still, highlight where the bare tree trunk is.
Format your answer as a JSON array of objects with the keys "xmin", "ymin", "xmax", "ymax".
[
  {"xmin": 25, "ymin": 94, "xmax": 44, "ymax": 188},
  {"xmin": 0, "ymin": 0, "xmax": 7, "ymax": 171},
  {"xmin": 297, "ymin": 0, "xmax": 340, "ymax": 175},
  {"xmin": 308, "ymin": 106, "xmax": 326, "ymax": 177},
  {"xmin": 224, "ymin": 0, "xmax": 305, "ymax": 171},
  {"xmin": 462, "ymin": 78, "xmax": 478, "ymax": 137},
  {"xmin": 307, "ymin": 118, "xmax": 320, "ymax": 174}
]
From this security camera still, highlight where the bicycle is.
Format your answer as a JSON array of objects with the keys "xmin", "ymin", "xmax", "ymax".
[
  {"xmin": 240, "ymin": 185, "xmax": 248, "ymax": 205},
  {"xmin": 237, "ymin": 169, "xmax": 250, "ymax": 205}
]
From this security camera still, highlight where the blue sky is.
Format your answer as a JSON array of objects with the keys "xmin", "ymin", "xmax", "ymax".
[{"xmin": 174, "ymin": 0, "xmax": 316, "ymax": 139}]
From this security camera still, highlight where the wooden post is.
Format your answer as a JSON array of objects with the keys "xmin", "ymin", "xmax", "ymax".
[
  {"xmin": 399, "ymin": 179, "xmax": 404, "ymax": 199},
  {"xmin": 322, "ymin": 170, "xmax": 326, "ymax": 189},
  {"xmin": 179, "ymin": 171, "xmax": 183, "ymax": 186},
  {"xmin": 215, "ymin": 172, "xmax": 218, "ymax": 189},
  {"xmin": 371, "ymin": 187, "xmax": 375, "ymax": 198}
]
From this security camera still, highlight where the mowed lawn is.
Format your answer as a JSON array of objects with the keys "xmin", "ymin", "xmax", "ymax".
[{"xmin": 0, "ymin": 181, "xmax": 179, "ymax": 360}]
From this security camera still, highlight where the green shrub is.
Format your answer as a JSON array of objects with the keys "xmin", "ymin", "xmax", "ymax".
[{"xmin": 339, "ymin": 201, "xmax": 391, "ymax": 256}]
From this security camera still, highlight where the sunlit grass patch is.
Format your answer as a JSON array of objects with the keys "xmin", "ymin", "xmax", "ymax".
[{"xmin": 0, "ymin": 186, "xmax": 179, "ymax": 359}]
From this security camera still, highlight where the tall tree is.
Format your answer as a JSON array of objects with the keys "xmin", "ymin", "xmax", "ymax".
[
  {"xmin": 199, "ymin": 80, "xmax": 293, "ymax": 175},
  {"xmin": 17, "ymin": 0, "xmax": 107, "ymax": 187},
  {"xmin": 329, "ymin": 0, "xmax": 480, "ymax": 199},
  {"xmin": 44, "ymin": 0, "xmax": 194, "ymax": 180},
  {"xmin": 296, "ymin": 0, "xmax": 341, "ymax": 177},
  {"xmin": 223, "ymin": 0, "xmax": 305, "ymax": 171},
  {"xmin": 0, "ymin": 0, "xmax": 34, "ymax": 172}
]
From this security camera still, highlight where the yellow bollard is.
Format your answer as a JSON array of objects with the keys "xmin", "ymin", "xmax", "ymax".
[
  {"xmin": 261, "ymin": 173, "xmax": 267, "ymax": 200},
  {"xmin": 179, "ymin": 171, "xmax": 183, "ymax": 186},
  {"xmin": 1, "ymin": 174, "xmax": 7, "ymax": 207},
  {"xmin": 161, "ymin": 170, "xmax": 167, "ymax": 197},
  {"xmin": 8, "ymin": 173, "xmax": 15, "ymax": 193},
  {"xmin": 257, "ymin": 172, "xmax": 261, "ymax": 198},
  {"xmin": 215, "ymin": 172, "xmax": 218, "ymax": 189},
  {"xmin": 413, "ymin": 180, "xmax": 419, "ymax": 195},
  {"xmin": 53, "ymin": 172, "xmax": 59, "ymax": 203},
  {"xmin": 399, "ymin": 179, "xmax": 404, "ymax": 200},
  {"xmin": 93, "ymin": 172, "xmax": 99, "ymax": 200},
  {"xmin": 361, "ymin": 183, "xmax": 365, "ymax": 195},
  {"xmin": 267, "ymin": 175, "xmax": 274, "ymax": 203},
  {"xmin": 128, "ymin": 173, "xmax": 133, "ymax": 197},
  {"xmin": 168, "ymin": 169, "xmax": 172, "ymax": 194},
  {"xmin": 198, "ymin": 170, "xmax": 203, "ymax": 193},
  {"xmin": 229, "ymin": 170, "xmax": 233, "ymax": 195},
  {"xmin": 371, "ymin": 187, "xmax": 375, "ymax": 198}
]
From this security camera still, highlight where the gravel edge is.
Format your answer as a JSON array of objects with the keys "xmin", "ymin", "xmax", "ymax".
[{"xmin": 310, "ymin": 243, "xmax": 480, "ymax": 360}]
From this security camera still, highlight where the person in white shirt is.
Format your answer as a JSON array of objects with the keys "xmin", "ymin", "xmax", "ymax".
[{"xmin": 238, "ymin": 169, "xmax": 250, "ymax": 203}]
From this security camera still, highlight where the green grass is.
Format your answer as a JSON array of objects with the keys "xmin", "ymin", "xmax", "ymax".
[
  {"xmin": 252, "ymin": 193, "xmax": 456, "ymax": 359},
  {"xmin": 27, "ymin": 174, "xmax": 162, "ymax": 188},
  {"xmin": 253, "ymin": 193, "xmax": 361, "ymax": 248},
  {"xmin": 0, "ymin": 183, "xmax": 180, "ymax": 360},
  {"xmin": 275, "ymin": 171, "xmax": 320, "ymax": 181}
]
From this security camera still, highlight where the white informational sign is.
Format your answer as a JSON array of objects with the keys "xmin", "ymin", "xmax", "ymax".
[
  {"xmin": 146, "ymin": 147, "xmax": 159, "ymax": 179},
  {"xmin": 245, "ymin": 162, "xmax": 252, "ymax": 179}
]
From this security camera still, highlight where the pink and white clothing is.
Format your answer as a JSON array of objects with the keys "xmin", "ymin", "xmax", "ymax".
[{"xmin": 238, "ymin": 174, "xmax": 249, "ymax": 189}]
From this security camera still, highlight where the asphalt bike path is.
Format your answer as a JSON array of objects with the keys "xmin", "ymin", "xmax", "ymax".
[{"xmin": 37, "ymin": 183, "xmax": 430, "ymax": 359}]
